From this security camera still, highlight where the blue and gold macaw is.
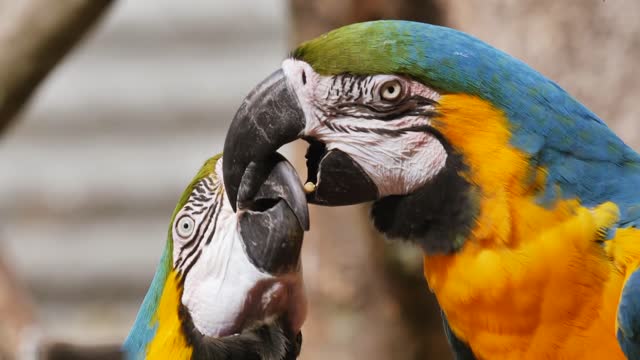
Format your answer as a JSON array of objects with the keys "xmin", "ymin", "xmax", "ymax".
[
  {"xmin": 123, "ymin": 153, "xmax": 308, "ymax": 359},
  {"xmin": 223, "ymin": 20, "xmax": 640, "ymax": 359}
]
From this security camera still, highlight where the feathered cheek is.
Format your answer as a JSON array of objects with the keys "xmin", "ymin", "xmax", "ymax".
[
  {"xmin": 312, "ymin": 124, "xmax": 381, "ymax": 147},
  {"xmin": 377, "ymin": 132, "xmax": 448, "ymax": 196}
]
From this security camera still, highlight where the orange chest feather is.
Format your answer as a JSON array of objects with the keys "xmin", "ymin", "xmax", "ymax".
[
  {"xmin": 424, "ymin": 202, "xmax": 628, "ymax": 360},
  {"xmin": 425, "ymin": 94, "xmax": 640, "ymax": 359}
]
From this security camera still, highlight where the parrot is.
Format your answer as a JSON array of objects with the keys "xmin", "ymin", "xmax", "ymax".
[
  {"xmin": 221, "ymin": 20, "xmax": 640, "ymax": 359},
  {"xmin": 123, "ymin": 153, "xmax": 309, "ymax": 360}
]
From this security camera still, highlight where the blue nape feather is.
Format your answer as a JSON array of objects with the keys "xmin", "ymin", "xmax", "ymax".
[{"xmin": 122, "ymin": 243, "xmax": 170, "ymax": 359}]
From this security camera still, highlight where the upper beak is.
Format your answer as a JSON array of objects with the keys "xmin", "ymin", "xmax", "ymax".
[
  {"xmin": 223, "ymin": 69, "xmax": 305, "ymax": 212},
  {"xmin": 235, "ymin": 152, "xmax": 309, "ymax": 275},
  {"xmin": 224, "ymin": 69, "xmax": 379, "ymax": 209}
]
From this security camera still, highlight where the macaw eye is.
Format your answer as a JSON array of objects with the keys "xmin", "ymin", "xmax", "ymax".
[
  {"xmin": 380, "ymin": 80, "xmax": 403, "ymax": 101},
  {"xmin": 176, "ymin": 215, "xmax": 196, "ymax": 238}
]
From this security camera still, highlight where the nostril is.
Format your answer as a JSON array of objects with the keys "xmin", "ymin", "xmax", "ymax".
[{"xmin": 247, "ymin": 198, "xmax": 280, "ymax": 212}]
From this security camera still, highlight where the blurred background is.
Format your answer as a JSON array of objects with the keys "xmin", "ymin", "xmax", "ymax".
[{"xmin": 0, "ymin": 1, "xmax": 638, "ymax": 359}]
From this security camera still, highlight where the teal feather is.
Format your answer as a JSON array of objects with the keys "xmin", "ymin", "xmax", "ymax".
[{"xmin": 122, "ymin": 242, "xmax": 171, "ymax": 359}]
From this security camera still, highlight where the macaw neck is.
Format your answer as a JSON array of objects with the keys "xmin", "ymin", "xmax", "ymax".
[
  {"xmin": 123, "ymin": 243, "xmax": 192, "ymax": 359},
  {"xmin": 370, "ymin": 148, "xmax": 479, "ymax": 254}
]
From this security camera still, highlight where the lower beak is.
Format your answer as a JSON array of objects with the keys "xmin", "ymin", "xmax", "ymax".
[
  {"xmin": 223, "ymin": 69, "xmax": 379, "ymax": 209},
  {"xmin": 236, "ymin": 152, "xmax": 309, "ymax": 275},
  {"xmin": 303, "ymin": 142, "xmax": 378, "ymax": 205}
]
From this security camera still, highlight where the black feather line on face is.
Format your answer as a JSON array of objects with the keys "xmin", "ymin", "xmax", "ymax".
[
  {"xmin": 324, "ymin": 111, "xmax": 440, "ymax": 137},
  {"xmin": 205, "ymin": 192, "xmax": 224, "ymax": 246},
  {"xmin": 326, "ymin": 96, "xmax": 438, "ymax": 122},
  {"xmin": 194, "ymin": 185, "xmax": 205, "ymax": 194},
  {"xmin": 327, "ymin": 76, "xmax": 338, "ymax": 100},
  {"xmin": 346, "ymin": 75, "xmax": 356, "ymax": 96},
  {"xmin": 175, "ymin": 179, "xmax": 224, "ymax": 275},
  {"xmin": 181, "ymin": 249, "xmax": 202, "ymax": 280},
  {"xmin": 192, "ymin": 206, "xmax": 209, "ymax": 216},
  {"xmin": 192, "ymin": 195, "xmax": 212, "ymax": 203},
  {"xmin": 177, "ymin": 203, "xmax": 215, "ymax": 269}
]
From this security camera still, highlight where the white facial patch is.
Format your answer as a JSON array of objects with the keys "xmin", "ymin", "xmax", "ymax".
[
  {"xmin": 174, "ymin": 158, "xmax": 305, "ymax": 337},
  {"xmin": 181, "ymin": 206, "xmax": 270, "ymax": 336},
  {"xmin": 282, "ymin": 59, "xmax": 448, "ymax": 197},
  {"xmin": 319, "ymin": 119, "xmax": 448, "ymax": 196}
]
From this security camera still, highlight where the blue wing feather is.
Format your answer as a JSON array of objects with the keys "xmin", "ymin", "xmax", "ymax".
[
  {"xmin": 123, "ymin": 245, "xmax": 171, "ymax": 359},
  {"xmin": 618, "ymin": 266, "xmax": 640, "ymax": 360}
]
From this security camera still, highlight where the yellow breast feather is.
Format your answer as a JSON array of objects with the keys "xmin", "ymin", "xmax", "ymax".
[
  {"xmin": 145, "ymin": 271, "xmax": 193, "ymax": 360},
  {"xmin": 427, "ymin": 94, "xmax": 631, "ymax": 359}
]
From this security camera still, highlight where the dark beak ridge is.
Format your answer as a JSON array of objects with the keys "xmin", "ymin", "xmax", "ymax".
[{"xmin": 223, "ymin": 69, "xmax": 305, "ymax": 211}]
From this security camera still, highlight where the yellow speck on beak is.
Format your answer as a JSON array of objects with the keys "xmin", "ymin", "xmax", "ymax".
[{"xmin": 304, "ymin": 182, "xmax": 316, "ymax": 194}]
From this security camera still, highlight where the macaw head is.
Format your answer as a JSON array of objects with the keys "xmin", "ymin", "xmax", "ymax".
[
  {"xmin": 223, "ymin": 20, "xmax": 639, "ymax": 254},
  {"xmin": 171, "ymin": 153, "xmax": 308, "ymax": 336},
  {"xmin": 125, "ymin": 153, "xmax": 308, "ymax": 358}
]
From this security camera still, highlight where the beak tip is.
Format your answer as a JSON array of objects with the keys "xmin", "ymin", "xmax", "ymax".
[{"xmin": 299, "ymin": 208, "xmax": 310, "ymax": 231}]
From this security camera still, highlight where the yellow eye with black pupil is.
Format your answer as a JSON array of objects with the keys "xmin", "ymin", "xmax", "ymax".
[
  {"xmin": 380, "ymin": 80, "xmax": 402, "ymax": 101},
  {"xmin": 176, "ymin": 215, "xmax": 195, "ymax": 238}
]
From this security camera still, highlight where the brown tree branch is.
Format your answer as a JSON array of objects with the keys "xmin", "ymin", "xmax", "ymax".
[
  {"xmin": 0, "ymin": 0, "xmax": 115, "ymax": 135},
  {"xmin": 0, "ymin": 1, "xmax": 115, "ymax": 358}
]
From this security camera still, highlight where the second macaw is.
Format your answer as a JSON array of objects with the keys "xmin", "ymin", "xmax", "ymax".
[
  {"xmin": 222, "ymin": 20, "xmax": 640, "ymax": 359},
  {"xmin": 124, "ymin": 153, "xmax": 308, "ymax": 359}
]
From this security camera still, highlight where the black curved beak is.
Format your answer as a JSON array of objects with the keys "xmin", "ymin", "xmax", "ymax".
[
  {"xmin": 236, "ymin": 152, "xmax": 309, "ymax": 275},
  {"xmin": 223, "ymin": 69, "xmax": 379, "ymax": 209},
  {"xmin": 224, "ymin": 69, "xmax": 305, "ymax": 212}
]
